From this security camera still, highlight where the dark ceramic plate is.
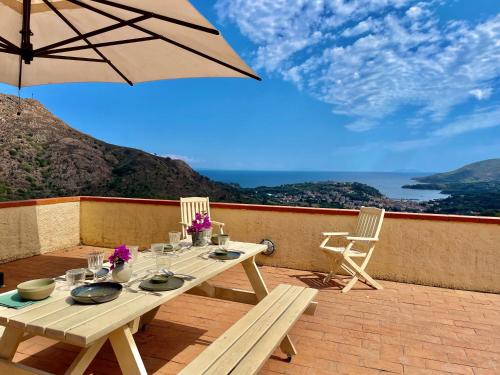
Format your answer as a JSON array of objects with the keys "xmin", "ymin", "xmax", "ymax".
[
  {"xmin": 209, "ymin": 251, "xmax": 241, "ymax": 260},
  {"xmin": 71, "ymin": 282, "xmax": 122, "ymax": 304},
  {"xmin": 85, "ymin": 268, "xmax": 109, "ymax": 280},
  {"xmin": 139, "ymin": 276, "xmax": 184, "ymax": 292}
]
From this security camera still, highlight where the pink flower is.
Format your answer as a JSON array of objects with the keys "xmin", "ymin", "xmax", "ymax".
[
  {"xmin": 187, "ymin": 212, "xmax": 212, "ymax": 233},
  {"xmin": 108, "ymin": 244, "xmax": 132, "ymax": 269}
]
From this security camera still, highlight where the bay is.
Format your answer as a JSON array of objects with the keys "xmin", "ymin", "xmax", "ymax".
[{"xmin": 197, "ymin": 169, "xmax": 448, "ymax": 201}]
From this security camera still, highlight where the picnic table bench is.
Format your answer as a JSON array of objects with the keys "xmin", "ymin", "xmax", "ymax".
[{"xmin": 180, "ymin": 284, "xmax": 317, "ymax": 375}]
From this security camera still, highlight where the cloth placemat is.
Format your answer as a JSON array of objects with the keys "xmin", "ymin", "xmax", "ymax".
[{"xmin": 0, "ymin": 291, "xmax": 40, "ymax": 309}]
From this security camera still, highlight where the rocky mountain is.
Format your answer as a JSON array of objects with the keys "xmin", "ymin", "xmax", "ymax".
[
  {"xmin": 0, "ymin": 94, "xmax": 240, "ymax": 202},
  {"xmin": 415, "ymin": 159, "xmax": 500, "ymax": 184}
]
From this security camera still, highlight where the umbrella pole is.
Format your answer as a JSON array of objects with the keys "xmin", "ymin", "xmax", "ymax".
[{"xmin": 21, "ymin": 0, "xmax": 33, "ymax": 64}]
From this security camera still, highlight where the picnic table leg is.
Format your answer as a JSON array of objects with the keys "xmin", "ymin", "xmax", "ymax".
[
  {"xmin": 138, "ymin": 306, "xmax": 160, "ymax": 332},
  {"xmin": 0, "ymin": 326, "xmax": 24, "ymax": 361},
  {"xmin": 64, "ymin": 337, "xmax": 107, "ymax": 375},
  {"xmin": 109, "ymin": 325, "xmax": 147, "ymax": 375},
  {"xmin": 241, "ymin": 257, "xmax": 298, "ymax": 360}
]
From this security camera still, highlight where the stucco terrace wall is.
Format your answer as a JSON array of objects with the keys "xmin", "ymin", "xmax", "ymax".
[
  {"xmin": 80, "ymin": 197, "xmax": 500, "ymax": 293},
  {"xmin": 0, "ymin": 197, "xmax": 80, "ymax": 263}
]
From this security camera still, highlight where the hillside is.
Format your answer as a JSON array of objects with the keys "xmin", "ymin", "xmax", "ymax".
[
  {"xmin": 415, "ymin": 159, "xmax": 500, "ymax": 184},
  {"xmin": 0, "ymin": 94, "xmax": 239, "ymax": 201},
  {"xmin": 403, "ymin": 159, "xmax": 500, "ymax": 216}
]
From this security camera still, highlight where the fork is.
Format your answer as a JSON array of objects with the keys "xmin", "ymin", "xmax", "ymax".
[{"xmin": 126, "ymin": 286, "xmax": 162, "ymax": 297}]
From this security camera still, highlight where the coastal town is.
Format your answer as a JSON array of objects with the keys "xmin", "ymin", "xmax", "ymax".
[{"xmin": 242, "ymin": 181, "xmax": 428, "ymax": 212}]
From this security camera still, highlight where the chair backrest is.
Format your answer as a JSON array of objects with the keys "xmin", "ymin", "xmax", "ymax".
[
  {"xmin": 354, "ymin": 207, "xmax": 385, "ymax": 240},
  {"xmin": 180, "ymin": 197, "xmax": 212, "ymax": 238}
]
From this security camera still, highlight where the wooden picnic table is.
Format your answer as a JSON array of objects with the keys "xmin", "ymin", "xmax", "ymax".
[{"xmin": 0, "ymin": 241, "xmax": 298, "ymax": 375}]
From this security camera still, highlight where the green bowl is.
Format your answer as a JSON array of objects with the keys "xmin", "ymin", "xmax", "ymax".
[
  {"xmin": 151, "ymin": 275, "xmax": 170, "ymax": 284},
  {"xmin": 17, "ymin": 278, "xmax": 55, "ymax": 301},
  {"xmin": 211, "ymin": 234, "xmax": 230, "ymax": 245}
]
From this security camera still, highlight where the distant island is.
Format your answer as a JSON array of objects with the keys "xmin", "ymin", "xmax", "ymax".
[{"xmin": 0, "ymin": 94, "xmax": 498, "ymax": 217}]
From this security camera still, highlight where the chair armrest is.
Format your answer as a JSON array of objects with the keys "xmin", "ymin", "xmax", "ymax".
[
  {"xmin": 346, "ymin": 236, "xmax": 378, "ymax": 242},
  {"xmin": 211, "ymin": 221, "xmax": 225, "ymax": 227},
  {"xmin": 322, "ymin": 232, "xmax": 349, "ymax": 237}
]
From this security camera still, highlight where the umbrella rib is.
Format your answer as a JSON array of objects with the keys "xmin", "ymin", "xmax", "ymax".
[
  {"xmin": 38, "ymin": 55, "xmax": 107, "ymax": 63},
  {"xmin": 41, "ymin": 0, "xmax": 133, "ymax": 85},
  {"xmin": 0, "ymin": 48, "xmax": 19, "ymax": 55},
  {"xmin": 0, "ymin": 35, "xmax": 19, "ymax": 51},
  {"xmin": 37, "ymin": 36, "xmax": 158, "ymax": 56},
  {"xmin": 33, "ymin": 14, "xmax": 150, "ymax": 55},
  {"xmin": 87, "ymin": 0, "xmax": 220, "ymax": 35},
  {"xmin": 67, "ymin": 0, "xmax": 262, "ymax": 81}
]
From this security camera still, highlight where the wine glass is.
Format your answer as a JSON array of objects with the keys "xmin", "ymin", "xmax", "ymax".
[{"xmin": 87, "ymin": 251, "xmax": 104, "ymax": 283}]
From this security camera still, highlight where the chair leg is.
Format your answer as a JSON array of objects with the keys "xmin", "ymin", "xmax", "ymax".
[
  {"xmin": 323, "ymin": 271, "xmax": 334, "ymax": 283},
  {"xmin": 345, "ymin": 257, "xmax": 383, "ymax": 291},
  {"xmin": 342, "ymin": 274, "xmax": 359, "ymax": 293},
  {"xmin": 323, "ymin": 256, "xmax": 342, "ymax": 284},
  {"xmin": 358, "ymin": 270, "xmax": 383, "ymax": 290},
  {"xmin": 355, "ymin": 246, "xmax": 383, "ymax": 290}
]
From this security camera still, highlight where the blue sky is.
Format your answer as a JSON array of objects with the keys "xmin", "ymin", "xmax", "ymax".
[{"xmin": 1, "ymin": 0, "xmax": 499, "ymax": 172}]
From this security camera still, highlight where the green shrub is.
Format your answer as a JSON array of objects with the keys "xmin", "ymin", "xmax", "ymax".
[{"xmin": 20, "ymin": 161, "xmax": 32, "ymax": 172}]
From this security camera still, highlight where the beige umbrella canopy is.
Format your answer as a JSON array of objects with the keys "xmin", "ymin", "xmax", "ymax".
[{"xmin": 0, "ymin": 0, "xmax": 260, "ymax": 88}]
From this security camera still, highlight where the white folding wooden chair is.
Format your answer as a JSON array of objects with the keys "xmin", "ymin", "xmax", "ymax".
[
  {"xmin": 319, "ymin": 207, "xmax": 385, "ymax": 293},
  {"xmin": 180, "ymin": 197, "xmax": 225, "ymax": 239}
]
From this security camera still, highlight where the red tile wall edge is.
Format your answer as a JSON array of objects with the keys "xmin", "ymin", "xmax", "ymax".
[
  {"xmin": 1, "ymin": 196, "xmax": 498, "ymax": 225},
  {"xmin": 0, "ymin": 196, "xmax": 80, "ymax": 209}
]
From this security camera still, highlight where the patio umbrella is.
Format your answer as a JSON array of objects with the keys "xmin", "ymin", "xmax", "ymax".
[{"xmin": 0, "ymin": 0, "xmax": 260, "ymax": 88}]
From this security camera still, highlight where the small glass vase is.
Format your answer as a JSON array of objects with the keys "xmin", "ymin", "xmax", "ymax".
[
  {"xmin": 112, "ymin": 262, "xmax": 132, "ymax": 283},
  {"xmin": 191, "ymin": 230, "xmax": 210, "ymax": 247}
]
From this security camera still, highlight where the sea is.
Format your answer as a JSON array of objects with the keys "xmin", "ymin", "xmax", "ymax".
[{"xmin": 197, "ymin": 170, "xmax": 449, "ymax": 202}]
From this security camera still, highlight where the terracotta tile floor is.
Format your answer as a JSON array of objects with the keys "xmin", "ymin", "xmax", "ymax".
[{"xmin": 1, "ymin": 246, "xmax": 500, "ymax": 374}]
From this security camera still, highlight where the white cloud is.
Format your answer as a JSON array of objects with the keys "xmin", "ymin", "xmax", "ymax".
[
  {"xmin": 216, "ymin": 0, "xmax": 500, "ymax": 135},
  {"xmin": 342, "ymin": 18, "xmax": 377, "ymax": 37},
  {"xmin": 469, "ymin": 88, "xmax": 493, "ymax": 100},
  {"xmin": 389, "ymin": 105, "xmax": 500, "ymax": 151},
  {"xmin": 406, "ymin": 6, "xmax": 423, "ymax": 18},
  {"xmin": 345, "ymin": 119, "xmax": 377, "ymax": 132},
  {"xmin": 431, "ymin": 105, "xmax": 500, "ymax": 137}
]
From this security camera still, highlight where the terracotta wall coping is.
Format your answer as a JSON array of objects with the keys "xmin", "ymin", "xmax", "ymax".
[
  {"xmin": 0, "ymin": 196, "xmax": 498, "ymax": 225},
  {"xmin": 0, "ymin": 196, "xmax": 80, "ymax": 209}
]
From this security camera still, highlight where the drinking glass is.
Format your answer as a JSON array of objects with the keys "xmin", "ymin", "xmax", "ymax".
[
  {"xmin": 128, "ymin": 245, "xmax": 140, "ymax": 277},
  {"xmin": 168, "ymin": 232, "xmax": 181, "ymax": 249},
  {"xmin": 151, "ymin": 243, "xmax": 165, "ymax": 254},
  {"xmin": 65, "ymin": 268, "xmax": 86, "ymax": 290},
  {"xmin": 87, "ymin": 251, "xmax": 104, "ymax": 283},
  {"xmin": 128, "ymin": 245, "xmax": 139, "ymax": 265},
  {"xmin": 218, "ymin": 235, "xmax": 230, "ymax": 252},
  {"xmin": 155, "ymin": 249, "xmax": 174, "ymax": 276}
]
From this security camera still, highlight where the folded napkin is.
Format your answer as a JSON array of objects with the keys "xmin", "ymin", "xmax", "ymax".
[{"xmin": 0, "ymin": 291, "xmax": 40, "ymax": 309}]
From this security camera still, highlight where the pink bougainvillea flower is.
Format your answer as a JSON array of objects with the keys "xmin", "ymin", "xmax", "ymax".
[
  {"xmin": 187, "ymin": 212, "xmax": 212, "ymax": 233},
  {"xmin": 108, "ymin": 244, "xmax": 132, "ymax": 270}
]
